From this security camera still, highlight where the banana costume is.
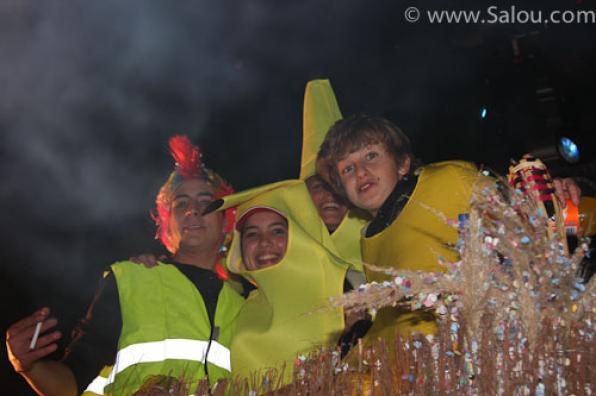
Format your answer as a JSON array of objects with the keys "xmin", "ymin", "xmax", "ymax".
[
  {"xmin": 359, "ymin": 161, "xmax": 480, "ymax": 344},
  {"xmin": 204, "ymin": 79, "xmax": 369, "ymax": 383},
  {"xmin": 301, "ymin": 79, "xmax": 368, "ymax": 272},
  {"xmin": 211, "ymin": 180, "xmax": 353, "ymax": 382}
]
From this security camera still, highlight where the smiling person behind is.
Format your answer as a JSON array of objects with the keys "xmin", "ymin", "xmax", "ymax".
[{"xmin": 305, "ymin": 175, "xmax": 347, "ymax": 234}]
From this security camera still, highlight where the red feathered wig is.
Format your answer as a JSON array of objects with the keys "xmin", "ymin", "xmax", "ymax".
[{"xmin": 153, "ymin": 135, "xmax": 235, "ymax": 253}]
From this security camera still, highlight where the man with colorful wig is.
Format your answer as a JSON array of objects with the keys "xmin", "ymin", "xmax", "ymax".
[{"xmin": 6, "ymin": 136, "xmax": 244, "ymax": 395}]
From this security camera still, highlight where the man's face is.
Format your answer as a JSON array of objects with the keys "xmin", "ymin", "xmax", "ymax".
[
  {"xmin": 240, "ymin": 209, "xmax": 288, "ymax": 271},
  {"xmin": 336, "ymin": 143, "xmax": 409, "ymax": 215},
  {"xmin": 306, "ymin": 176, "xmax": 348, "ymax": 233},
  {"xmin": 169, "ymin": 179, "xmax": 225, "ymax": 253}
]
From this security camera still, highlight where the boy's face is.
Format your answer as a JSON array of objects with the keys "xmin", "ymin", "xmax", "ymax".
[{"xmin": 336, "ymin": 143, "xmax": 409, "ymax": 215}]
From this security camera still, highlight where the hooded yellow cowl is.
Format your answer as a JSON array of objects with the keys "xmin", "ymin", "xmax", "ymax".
[{"xmin": 216, "ymin": 180, "xmax": 352, "ymax": 383}]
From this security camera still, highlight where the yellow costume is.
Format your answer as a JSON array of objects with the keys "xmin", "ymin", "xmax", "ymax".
[
  {"xmin": 206, "ymin": 79, "xmax": 369, "ymax": 383},
  {"xmin": 330, "ymin": 208, "xmax": 368, "ymax": 273},
  {"xmin": 214, "ymin": 180, "xmax": 354, "ymax": 383},
  {"xmin": 361, "ymin": 161, "xmax": 479, "ymax": 342},
  {"xmin": 301, "ymin": 79, "xmax": 368, "ymax": 271}
]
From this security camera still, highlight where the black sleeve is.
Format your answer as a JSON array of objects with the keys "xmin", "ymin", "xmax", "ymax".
[
  {"xmin": 239, "ymin": 276, "xmax": 257, "ymax": 298},
  {"xmin": 63, "ymin": 272, "xmax": 122, "ymax": 392}
]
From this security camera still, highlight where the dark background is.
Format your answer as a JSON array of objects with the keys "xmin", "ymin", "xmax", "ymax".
[{"xmin": 1, "ymin": 1, "xmax": 595, "ymax": 393}]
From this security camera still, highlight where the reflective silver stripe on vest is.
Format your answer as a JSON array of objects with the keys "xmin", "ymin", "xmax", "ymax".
[
  {"xmin": 107, "ymin": 338, "xmax": 231, "ymax": 384},
  {"xmin": 84, "ymin": 374, "xmax": 108, "ymax": 395}
]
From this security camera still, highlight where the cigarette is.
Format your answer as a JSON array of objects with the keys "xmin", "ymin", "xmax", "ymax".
[{"xmin": 29, "ymin": 322, "xmax": 42, "ymax": 350}]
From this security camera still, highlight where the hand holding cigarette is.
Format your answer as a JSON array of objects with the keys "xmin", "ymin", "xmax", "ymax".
[
  {"xmin": 6, "ymin": 307, "xmax": 62, "ymax": 373},
  {"xmin": 29, "ymin": 321, "xmax": 43, "ymax": 350}
]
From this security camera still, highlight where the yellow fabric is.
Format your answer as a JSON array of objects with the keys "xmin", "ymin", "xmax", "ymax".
[
  {"xmin": 81, "ymin": 365, "xmax": 113, "ymax": 395},
  {"xmin": 361, "ymin": 161, "xmax": 479, "ymax": 342},
  {"xmin": 211, "ymin": 79, "xmax": 366, "ymax": 383},
  {"xmin": 331, "ymin": 209, "xmax": 368, "ymax": 272},
  {"xmin": 221, "ymin": 181, "xmax": 351, "ymax": 383},
  {"xmin": 300, "ymin": 79, "xmax": 343, "ymax": 179},
  {"xmin": 104, "ymin": 262, "xmax": 243, "ymax": 394},
  {"xmin": 217, "ymin": 179, "xmax": 356, "ymax": 269},
  {"xmin": 299, "ymin": 78, "xmax": 367, "ymax": 270},
  {"xmin": 579, "ymin": 196, "xmax": 596, "ymax": 236},
  {"xmin": 213, "ymin": 180, "xmax": 298, "ymax": 210}
]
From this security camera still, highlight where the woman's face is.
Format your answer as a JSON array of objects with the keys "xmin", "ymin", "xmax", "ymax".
[{"xmin": 240, "ymin": 210, "xmax": 288, "ymax": 271}]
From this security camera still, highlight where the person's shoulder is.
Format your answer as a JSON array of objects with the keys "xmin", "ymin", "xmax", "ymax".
[
  {"xmin": 109, "ymin": 260, "xmax": 172, "ymax": 276},
  {"xmin": 421, "ymin": 160, "xmax": 478, "ymax": 175},
  {"xmin": 418, "ymin": 160, "xmax": 482, "ymax": 196},
  {"xmin": 110, "ymin": 260, "xmax": 140, "ymax": 273}
]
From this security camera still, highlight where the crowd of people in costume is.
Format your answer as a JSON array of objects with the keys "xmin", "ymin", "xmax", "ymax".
[{"xmin": 6, "ymin": 80, "xmax": 587, "ymax": 395}]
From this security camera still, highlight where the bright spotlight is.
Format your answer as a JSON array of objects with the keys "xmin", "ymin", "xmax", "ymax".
[{"xmin": 558, "ymin": 137, "xmax": 580, "ymax": 164}]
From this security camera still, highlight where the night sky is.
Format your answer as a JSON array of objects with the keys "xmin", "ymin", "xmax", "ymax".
[{"xmin": 1, "ymin": 1, "xmax": 595, "ymax": 393}]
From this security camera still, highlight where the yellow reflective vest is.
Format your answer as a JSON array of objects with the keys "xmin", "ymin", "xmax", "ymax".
[{"xmin": 82, "ymin": 261, "xmax": 243, "ymax": 395}]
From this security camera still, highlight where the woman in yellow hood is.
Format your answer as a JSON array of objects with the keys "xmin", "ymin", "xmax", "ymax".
[{"xmin": 211, "ymin": 180, "xmax": 354, "ymax": 384}]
